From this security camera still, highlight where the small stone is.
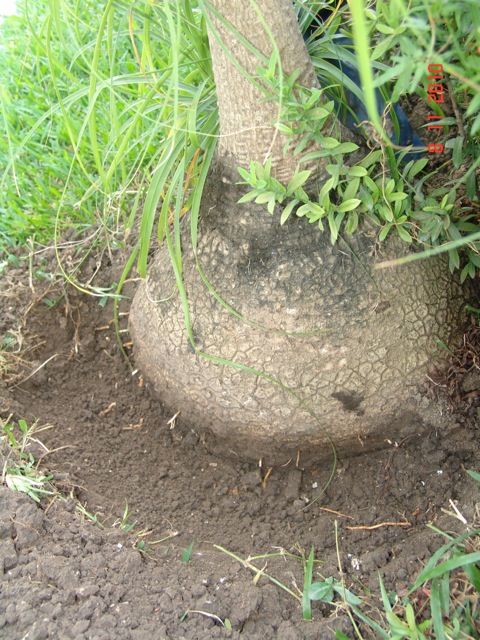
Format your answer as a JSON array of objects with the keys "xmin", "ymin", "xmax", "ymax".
[
  {"xmin": 72, "ymin": 619, "xmax": 90, "ymax": 635},
  {"xmin": 123, "ymin": 550, "xmax": 142, "ymax": 572},
  {"xmin": 0, "ymin": 538, "xmax": 18, "ymax": 572},
  {"xmin": 76, "ymin": 584, "xmax": 100, "ymax": 598},
  {"xmin": 5, "ymin": 603, "xmax": 17, "ymax": 625},
  {"xmin": 25, "ymin": 621, "xmax": 50, "ymax": 640},
  {"xmin": 461, "ymin": 370, "xmax": 480, "ymax": 393},
  {"xmin": 95, "ymin": 612, "xmax": 117, "ymax": 629}
]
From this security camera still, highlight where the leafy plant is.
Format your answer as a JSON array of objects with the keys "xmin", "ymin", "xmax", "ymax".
[
  {"xmin": 239, "ymin": 2, "xmax": 480, "ymax": 281},
  {"xmin": 1, "ymin": 415, "xmax": 54, "ymax": 502}
]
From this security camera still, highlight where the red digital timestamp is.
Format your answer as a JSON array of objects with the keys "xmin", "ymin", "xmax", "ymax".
[{"xmin": 426, "ymin": 63, "xmax": 445, "ymax": 154}]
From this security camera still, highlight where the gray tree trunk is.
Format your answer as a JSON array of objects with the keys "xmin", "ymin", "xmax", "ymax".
[
  {"xmin": 206, "ymin": 0, "xmax": 359, "ymax": 181},
  {"xmin": 207, "ymin": 0, "xmax": 320, "ymax": 181},
  {"xmin": 129, "ymin": 0, "xmax": 466, "ymax": 466}
]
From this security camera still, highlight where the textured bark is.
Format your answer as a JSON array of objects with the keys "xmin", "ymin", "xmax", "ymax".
[
  {"xmin": 130, "ymin": 172, "xmax": 466, "ymax": 465},
  {"xmin": 129, "ymin": 1, "xmax": 467, "ymax": 465},
  {"xmin": 206, "ymin": 0, "xmax": 359, "ymax": 182}
]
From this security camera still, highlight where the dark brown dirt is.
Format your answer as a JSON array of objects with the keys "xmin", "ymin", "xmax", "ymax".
[{"xmin": 0, "ymin": 244, "xmax": 479, "ymax": 640}]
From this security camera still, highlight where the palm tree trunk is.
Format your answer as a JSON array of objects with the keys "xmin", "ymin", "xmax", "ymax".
[
  {"xmin": 206, "ymin": 0, "xmax": 320, "ymax": 181},
  {"xmin": 129, "ymin": 1, "xmax": 466, "ymax": 466}
]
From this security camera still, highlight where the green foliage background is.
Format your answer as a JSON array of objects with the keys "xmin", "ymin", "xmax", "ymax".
[{"xmin": 0, "ymin": 0, "xmax": 479, "ymax": 280}]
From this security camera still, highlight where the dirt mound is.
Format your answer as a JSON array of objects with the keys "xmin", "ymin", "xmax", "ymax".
[{"xmin": 0, "ymin": 247, "xmax": 479, "ymax": 639}]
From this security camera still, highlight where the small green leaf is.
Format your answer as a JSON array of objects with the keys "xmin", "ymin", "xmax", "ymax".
[
  {"xmin": 405, "ymin": 602, "xmax": 417, "ymax": 630},
  {"xmin": 363, "ymin": 175, "xmax": 380, "ymax": 193},
  {"xmin": 333, "ymin": 584, "xmax": 363, "ymax": 606},
  {"xmin": 466, "ymin": 469, "xmax": 480, "ymax": 484},
  {"xmin": 238, "ymin": 191, "xmax": 259, "ymax": 204},
  {"xmin": 302, "ymin": 546, "xmax": 315, "ymax": 621},
  {"xmin": 361, "ymin": 188, "xmax": 374, "ymax": 211},
  {"xmin": 299, "ymin": 150, "xmax": 330, "ymax": 164},
  {"xmin": 305, "ymin": 88, "xmax": 323, "ymax": 110},
  {"xmin": 371, "ymin": 34, "xmax": 395, "ymax": 61},
  {"xmin": 453, "ymin": 136, "xmax": 465, "ymax": 170},
  {"xmin": 387, "ymin": 192, "xmax": 408, "ymax": 202},
  {"xmin": 466, "ymin": 91, "xmax": 480, "ymax": 117},
  {"xmin": 255, "ymin": 192, "xmax": 276, "ymax": 204},
  {"xmin": 333, "ymin": 142, "xmax": 359, "ymax": 154},
  {"xmin": 320, "ymin": 137, "xmax": 340, "ymax": 149},
  {"xmin": 396, "ymin": 225, "xmax": 413, "ymax": 243},
  {"xmin": 328, "ymin": 210, "xmax": 339, "ymax": 244},
  {"xmin": 376, "ymin": 23, "xmax": 395, "ymax": 34},
  {"xmin": 408, "ymin": 157, "xmax": 428, "ymax": 180},
  {"xmin": 344, "ymin": 178, "xmax": 360, "ymax": 201},
  {"xmin": 326, "ymin": 164, "xmax": 341, "ymax": 180},
  {"xmin": 287, "ymin": 171, "xmax": 311, "ymax": 194},
  {"xmin": 360, "ymin": 149, "xmax": 383, "ymax": 168},
  {"xmin": 237, "ymin": 166, "xmax": 251, "ymax": 182},
  {"xmin": 319, "ymin": 176, "xmax": 336, "ymax": 202},
  {"xmin": 379, "ymin": 224, "xmax": 393, "ymax": 241},
  {"xmin": 384, "ymin": 179, "xmax": 396, "ymax": 196},
  {"xmin": 385, "ymin": 611, "xmax": 409, "ymax": 635},
  {"xmin": 337, "ymin": 198, "xmax": 361, "ymax": 213},
  {"xmin": 309, "ymin": 107, "xmax": 330, "ymax": 120},
  {"xmin": 345, "ymin": 211, "xmax": 359, "ymax": 234},
  {"xmin": 275, "ymin": 123, "xmax": 294, "ymax": 136},
  {"xmin": 448, "ymin": 248, "xmax": 460, "ymax": 272},
  {"xmin": 381, "ymin": 204, "xmax": 394, "ymax": 223},
  {"xmin": 348, "ymin": 166, "xmax": 368, "ymax": 178},
  {"xmin": 309, "ymin": 579, "xmax": 335, "ymax": 602},
  {"xmin": 280, "ymin": 199, "xmax": 298, "ymax": 225},
  {"xmin": 181, "ymin": 541, "xmax": 195, "ymax": 562},
  {"xmin": 304, "ymin": 202, "xmax": 325, "ymax": 220}
]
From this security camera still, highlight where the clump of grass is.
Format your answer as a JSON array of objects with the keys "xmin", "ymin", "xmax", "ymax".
[
  {"xmin": 181, "ymin": 540, "xmax": 195, "ymax": 563},
  {"xmin": 0, "ymin": 0, "xmax": 221, "ymax": 322},
  {"xmin": 1, "ymin": 415, "xmax": 54, "ymax": 502}
]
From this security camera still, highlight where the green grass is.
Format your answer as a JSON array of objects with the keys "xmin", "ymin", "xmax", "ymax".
[
  {"xmin": 1, "ymin": 0, "xmax": 478, "ymax": 279},
  {"xmin": 181, "ymin": 540, "xmax": 195, "ymax": 563},
  {"xmin": 1, "ymin": 415, "xmax": 54, "ymax": 502},
  {"xmin": 0, "ymin": 0, "xmax": 217, "ymax": 274},
  {"xmin": 0, "ymin": 1, "xmax": 99, "ymax": 247}
]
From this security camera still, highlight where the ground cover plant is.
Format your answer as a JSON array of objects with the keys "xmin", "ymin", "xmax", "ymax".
[{"xmin": 0, "ymin": 0, "xmax": 479, "ymax": 638}]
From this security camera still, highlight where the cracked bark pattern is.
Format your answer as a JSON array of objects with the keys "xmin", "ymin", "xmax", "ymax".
[
  {"xmin": 129, "ymin": 174, "xmax": 467, "ymax": 466},
  {"xmin": 129, "ymin": 1, "xmax": 466, "ymax": 465}
]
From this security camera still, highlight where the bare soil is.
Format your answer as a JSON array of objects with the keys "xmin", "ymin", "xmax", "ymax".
[{"xmin": 0, "ymin": 243, "xmax": 479, "ymax": 640}]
